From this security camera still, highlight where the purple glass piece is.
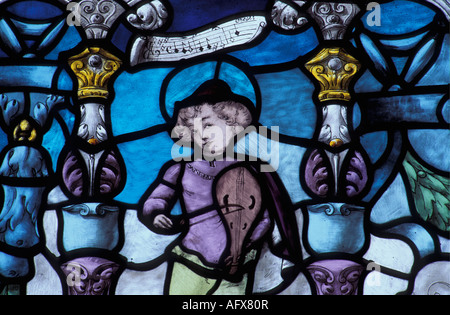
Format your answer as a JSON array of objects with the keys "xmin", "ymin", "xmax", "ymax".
[
  {"xmin": 304, "ymin": 149, "xmax": 331, "ymax": 198},
  {"xmin": 345, "ymin": 150, "xmax": 368, "ymax": 198},
  {"xmin": 61, "ymin": 149, "xmax": 124, "ymax": 198},
  {"xmin": 307, "ymin": 259, "xmax": 364, "ymax": 295},
  {"xmin": 99, "ymin": 150, "xmax": 122, "ymax": 195},
  {"xmin": 60, "ymin": 257, "xmax": 120, "ymax": 295},
  {"xmin": 62, "ymin": 151, "xmax": 84, "ymax": 197}
]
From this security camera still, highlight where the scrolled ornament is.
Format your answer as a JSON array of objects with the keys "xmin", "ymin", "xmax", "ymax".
[
  {"xmin": 127, "ymin": 0, "xmax": 169, "ymax": 30},
  {"xmin": 270, "ymin": 0, "xmax": 308, "ymax": 31}
]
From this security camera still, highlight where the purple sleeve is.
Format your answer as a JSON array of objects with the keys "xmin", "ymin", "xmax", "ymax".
[{"xmin": 142, "ymin": 163, "xmax": 181, "ymax": 220}]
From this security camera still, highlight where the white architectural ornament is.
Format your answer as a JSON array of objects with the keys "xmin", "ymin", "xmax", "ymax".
[
  {"xmin": 127, "ymin": 0, "xmax": 169, "ymax": 30},
  {"xmin": 308, "ymin": 2, "xmax": 360, "ymax": 40},
  {"xmin": 271, "ymin": 0, "xmax": 308, "ymax": 31},
  {"xmin": 425, "ymin": 0, "xmax": 450, "ymax": 21}
]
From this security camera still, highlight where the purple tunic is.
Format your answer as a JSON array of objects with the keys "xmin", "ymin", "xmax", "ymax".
[{"xmin": 143, "ymin": 160, "xmax": 271, "ymax": 266}]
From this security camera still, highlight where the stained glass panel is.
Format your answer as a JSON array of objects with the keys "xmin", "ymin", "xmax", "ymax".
[{"xmin": 0, "ymin": 0, "xmax": 448, "ymax": 299}]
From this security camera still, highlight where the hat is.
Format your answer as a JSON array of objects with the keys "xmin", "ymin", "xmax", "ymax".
[{"xmin": 160, "ymin": 59, "xmax": 260, "ymax": 122}]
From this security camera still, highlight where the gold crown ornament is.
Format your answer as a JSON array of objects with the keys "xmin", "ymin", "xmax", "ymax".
[
  {"xmin": 305, "ymin": 47, "xmax": 361, "ymax": 102},
  {"xmin": 68, "ymin": 47, "xmax": 122, "ymax": 99}
]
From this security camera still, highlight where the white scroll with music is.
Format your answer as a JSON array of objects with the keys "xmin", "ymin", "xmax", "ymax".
[{"xmin": 130, "ymin": 15, "xmax": 267, "ymax": 65}]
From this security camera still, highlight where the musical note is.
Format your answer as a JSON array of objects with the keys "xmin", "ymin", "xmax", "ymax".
[
  {"xmin": 197, "ymin": 40, "xmax": 204, "ymax": 52},
  {"xmin": 130, "ymin": 15, "xmax": 268, "ymax": 65},
  {"xmin": 234, "ymin": 24, "xmax": 241, "ymax": 36}
]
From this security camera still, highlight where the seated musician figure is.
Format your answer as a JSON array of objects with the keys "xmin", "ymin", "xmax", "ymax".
[{"xmin": 139, "ymin": 77, "xmax": 300, "ymax": 295}]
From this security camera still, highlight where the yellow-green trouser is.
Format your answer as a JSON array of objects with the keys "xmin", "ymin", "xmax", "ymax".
[{"xmin": 168, "ymin": 245, "xmax": 257, "ymax": 295}]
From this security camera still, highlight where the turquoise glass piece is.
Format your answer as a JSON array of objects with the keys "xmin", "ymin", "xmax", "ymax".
[
  {"xmin": 306, "ymin": 203, "xmax": 366, "ymax": 255},
  {"xmin": 61, "ymin": 204, "xmax": 121, "ymax": 252}
]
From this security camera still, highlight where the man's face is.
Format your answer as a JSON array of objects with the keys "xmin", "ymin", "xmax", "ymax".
[{"xmin": 174, "ymin": 104, "xmax": 240, "ymax": 159}]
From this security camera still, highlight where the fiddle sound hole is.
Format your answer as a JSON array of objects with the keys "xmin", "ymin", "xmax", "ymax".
[
  {"xmin": 224, "ymin": 195, "xmax": 230, "ymax": 213},
  {"xmin": 249, "ymin": 196, "xmax": 255, "ymax": 209}
]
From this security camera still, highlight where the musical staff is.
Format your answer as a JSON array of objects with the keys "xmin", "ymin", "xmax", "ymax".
[{"xmin": 130, "ymin": 15, "xmax": 267, "ymax": 65}]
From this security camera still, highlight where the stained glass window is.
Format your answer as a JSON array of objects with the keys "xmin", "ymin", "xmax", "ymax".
[{"xmin": 0, "ymin": 0, "xmax": 448, "ymax": 299}]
